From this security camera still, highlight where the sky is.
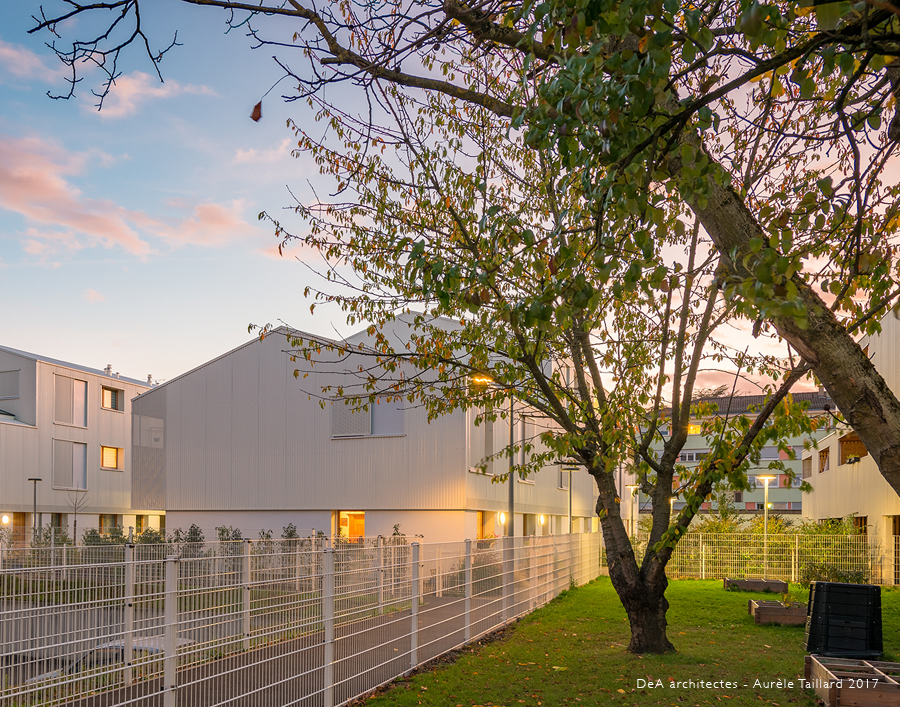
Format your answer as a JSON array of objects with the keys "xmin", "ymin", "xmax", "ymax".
[
  {"xmin": 0, "ymin": 2, "xmax": 348, "ymax": 384},
  {"xmin": 0, "ymin": 2, "xmax": 834, "ymax": 394}
]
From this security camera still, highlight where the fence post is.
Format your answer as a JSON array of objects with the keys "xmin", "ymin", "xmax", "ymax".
[
  {"xmin": 323, "ymin": 546, "xmax": 335, "ymax": 707},
  {"xmin": 529, "ymin": 537, "xmax": 537, "ymax": 610},
  {"xmin": 124, "ymin": 543, "xmax": 135, "ymax": 687},
  {"xmin": 700, "ymin": 534, "xmax": 705, "ymax": 580},
  {"xmin": 243, "ymin": 539, "xmax": 252, "ymax": 651},
  {"xmin": 376, "ymin": 536, "xmax": 384, "ymax": 615},
  {"xmin": 164, "ymin": 555, "xmax": 178, "ymax": 707},
  {"xmin": 411, "ymin": 542, "xmax": 419, "ymax": 670},
  {"xmin": 792, "ymin": 536, "xmax": 798, "ymax": 584},
  {"xmin": 502, "ymin": 536, "xmax": 511, "ymax": 622},
  {"xmin": 464, "ymin": 539, "xmax": 472, "ymax": 642}
]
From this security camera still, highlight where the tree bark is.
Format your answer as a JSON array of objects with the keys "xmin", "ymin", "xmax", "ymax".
[
  {"xmin": 594, "ymin": 470, "xmax": 675, "ymax": 653},
  {"xmin": 671, "ymin": 148, "xmax": 900, "ymax": 498}
]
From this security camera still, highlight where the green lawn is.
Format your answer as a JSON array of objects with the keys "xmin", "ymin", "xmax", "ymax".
[{"xmin": 363, "ymin": 577, "xmax": 900, "ymax": 707}]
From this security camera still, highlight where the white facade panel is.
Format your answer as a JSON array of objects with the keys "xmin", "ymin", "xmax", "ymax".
[
  {"xmin": 132, "ymin": 327, "xmax": 599, "ymax": 541},
  {"xmin": 0, "ymin": 345, "xmax": 151, "ymax": 535}
]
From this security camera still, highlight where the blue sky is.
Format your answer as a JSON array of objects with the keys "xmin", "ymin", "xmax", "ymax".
[{"xmin": 1, "ymin": 3, "xmax": 345, "ymax": 383}]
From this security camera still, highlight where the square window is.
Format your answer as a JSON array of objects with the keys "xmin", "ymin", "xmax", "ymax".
[
  {"xmin": 101, "ymin": 446, "xmax": 122, "ymax": 470},
  {"xmin": 102, "ymin": 387, "xmax": 124, "ymax": 411}
]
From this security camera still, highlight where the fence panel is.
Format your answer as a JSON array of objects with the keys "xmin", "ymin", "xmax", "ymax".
[
  {"xmin": 603, "ymin": 533, "xmax": 883, "ymax": 584},
  {"xmin": 0, "ymin": 533, "xmax": 600, "ymax": 707}
]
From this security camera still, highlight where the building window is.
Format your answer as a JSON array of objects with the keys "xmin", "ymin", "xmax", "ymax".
[
  {"xmin": 337, "ymin": 510, "xmax": 365, "ymax": 540},
  {"xmin": 101, "ymin": 387, "xmax": 124, "ymax": 411},
  {"xmin": 101, "ymin": 446, "xmax": 123, "ymax": 470},
  {"xmin": 99, "ymin": 514, "xmax": 120, "ymax": 534},
  {"xmin": 802, "ymin": 458, "xmax": 812, "ymax": 479},
  {"xmin": 733, "ymin": 491, "xmax": 742, "ymax": 503},
  {"xmin": 839, "ymin": 434, "xmax": 868, "ymax": 465},
  {"xmin": 680, "ymin": 451, "xmax": 709, "ymax": 463},
  {"xmin": 136, "ymin": 515, "xmax": 148, "ymax": 533},
  {"xmin": 852, "ymin": 516, "xmax": 868, "ymax": 535},
  {"xmin": 819, "ymin": 448, "xmax": 830, "ymax": 473},
  {"xmin": 54, "ymin": 375, "xmax": 87, "ymax": 427},
  {"xmin": 331, "ymin": 397, "xmax": 403, "ymax": 438},
  {"xmin": 53, "ymin": 440, "xmax": 87, "ymax": 490},
  {"xmin": 0, "ymin": 370, "xmax": 19, "ymax": 400},
  {"xmin": 517, "ymin": 471, "xmax": 535, "ymax": 485},
  {"xmin": 686, "ymin": 423, "xmax": 703, "ymax": 435}
]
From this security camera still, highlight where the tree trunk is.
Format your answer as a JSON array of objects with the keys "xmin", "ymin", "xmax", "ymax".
[
  {"xmin": 595, "ymin": 473, "xmax": 676, "ymax": 653},
  {"xmin": 618, "ymin": 574, "xmax": 675, "ymax": 654},
  {"xmin": 670, "ymin": 145, "xmax": 900, "ymax": 498}
]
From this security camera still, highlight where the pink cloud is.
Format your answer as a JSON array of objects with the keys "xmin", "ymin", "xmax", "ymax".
[
  {"xmin": 0, "ymin": 40, "xmax": 65, "ymax": 83},
  {"xmin": 84, "ymin": 289, "xmax": 105, "ymax": 303},
  {"xmin": 0, "ymin": 135, "xmax": 252, "ymax": 257},
  {"xmin": 97, "ymin": 72, "xmax": 216, "ymax": 119}
]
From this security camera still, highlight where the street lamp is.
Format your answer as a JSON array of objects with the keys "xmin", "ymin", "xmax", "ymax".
[
  {"xmin": 27, "ymin": 477, "xmax": 41, "ymax": 540},
  {"xmin": 757, "ymin": 475, "xmax": 777, "ymax": 579},
  {"xmin": 563, "ymin": 464, "xmax": 578, "ymax": 534},
  {"xmin": 472, "ymin": 374, "xmax": 515, "ymax": 538},
  {"xmin": 625, "ymin": 485, "xmax": 639, "ymax": 537}
]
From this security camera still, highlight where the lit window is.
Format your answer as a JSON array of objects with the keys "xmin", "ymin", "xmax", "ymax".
[
  {"xmin": 101, "ymin": 446, "xmax": 121, "ymax": 469},
  {"xmin": 102, "ymin": 387, "xmax": 124, "ymax": 411},
  {"xmin": 686, "ymin": 423, "xmax": 703, "ymax": 435}
]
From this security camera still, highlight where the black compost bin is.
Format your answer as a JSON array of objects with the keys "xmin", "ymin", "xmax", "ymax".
[{"xmin": 804, "ymin": 581, "xmax": 882, "ymax": 658}]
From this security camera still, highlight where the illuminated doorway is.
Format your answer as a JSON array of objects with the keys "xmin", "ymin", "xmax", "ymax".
[{"xmin": 338, "ymin": 510, "xmax": 365, "ymax": 540}]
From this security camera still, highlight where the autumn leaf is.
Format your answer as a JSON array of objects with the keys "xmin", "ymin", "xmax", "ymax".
[{"xmin": 250, "ymin": 101, "xmax": 262, "ymax": 122}]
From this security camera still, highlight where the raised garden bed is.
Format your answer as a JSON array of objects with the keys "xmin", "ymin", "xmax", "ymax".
[
  {"xmin": 723, "ymin": 577, "xmax": 788, "ymax": 593},
  {"xmin": 804, "ymin": 655, "xmax": 900, "ymax": 707},
  {"xmin": 747, "ymin": 599, "xmax": 806, "ymax": 625}
]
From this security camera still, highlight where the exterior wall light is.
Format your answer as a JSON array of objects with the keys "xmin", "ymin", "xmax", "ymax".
[
  {"xmin": 1, "ymin": 515, "xmax": 8, "ymax": 525},
  {"xmin": 539, "ymin": 514, "xmax": 545, "ymax": 526},
  {"xmin": 498, "ymin": 512, "xmax": 506, "ymax": 526}
]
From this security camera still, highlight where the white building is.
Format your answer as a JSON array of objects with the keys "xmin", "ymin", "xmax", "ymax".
[
  {"xmin": 0, "ymin": 345, "xmax": 160, "ymax": 542},
  {"xmin": 802, "ymin": 312, "xmax": 900, "ymax": 550},
  {"xmin": 131, "ymin": 323, "xmax": 598, "ymax": 542}
]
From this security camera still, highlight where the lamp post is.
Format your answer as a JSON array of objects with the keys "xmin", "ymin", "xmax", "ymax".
[
  {"xmin": 472, "ymin": 374, "xmax": 515, "ymax": 538},
  {"xmin": 757, "ymin": 475, "xmax": 776, "ymax": 579},
  {"xmin": 562, "ymin": 464, "xmax": 578, "ymax": 534},
  {"xmin": 625, "ymin": 485, "xmax": 639, "ymax": 537},
  {"xmin": 27, "ymin": 478, "xmax": 41, "ymax": 542}
]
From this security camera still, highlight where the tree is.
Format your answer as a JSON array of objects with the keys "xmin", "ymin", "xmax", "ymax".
[
  {"xmin": 259, "ymin": 68, "xmax": 813, "ymax": 651},
  {"xmin": 29, "ymin": 0, "xmax": 900, "ymax": 501},
  {"xmin": 27, "ymin": 0, "xmax": 892, "ymax": 651}
]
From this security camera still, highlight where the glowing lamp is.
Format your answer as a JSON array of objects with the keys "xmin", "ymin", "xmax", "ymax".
[
  {"xmin": 1, "ymin": 515, "xmax": 8, "ymax": 525},
  {"xmin": 539, "ymin": 514, "xmax": 545, "ymax": 526},
  {"xmin": 498, "ymin": 512, "xmax": 506, "ymax": 525}
]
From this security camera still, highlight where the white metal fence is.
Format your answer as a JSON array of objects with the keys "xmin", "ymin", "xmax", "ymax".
[
  {"xmin": 603, "ymin": 533, "xmax": 891, "ymax": 585},
  {"xmin": 0, "ymin": 533, "xmax": 601, "ymax": 707}
]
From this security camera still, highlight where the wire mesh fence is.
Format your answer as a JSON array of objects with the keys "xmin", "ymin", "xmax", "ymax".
[
  {"xmin": 0, "ymin": 532, "xmax": 601, "ymax": 707},
  {"xmin": 602, "ymin": 533, "xmax": 889, "ymax": 585}
]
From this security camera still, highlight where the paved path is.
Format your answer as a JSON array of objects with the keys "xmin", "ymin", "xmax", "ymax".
[{"xmin": 66, "ymin": 591, "xmax": 524, "ymax": 707}]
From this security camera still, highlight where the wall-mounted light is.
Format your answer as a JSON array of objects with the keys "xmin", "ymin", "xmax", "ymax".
[
  {"xmin": 498, "ymin": 512, "xmax": 506, "ymax": 525},
  {"xmin": 1, "ymin": 515, "xmax": 9, "ymax": 525},
  {"xmin": 539, "ymin": 514, "xmax": 545, "ymax": 526}
]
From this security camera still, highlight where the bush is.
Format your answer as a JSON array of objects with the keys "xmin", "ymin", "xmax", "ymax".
[
  {"xmin": 136, "ymin": 527, "xmax": 165, "ymax": 544},
  {"xmin": 799, "ymin": 562, "xmax": 869, "ymax": 587}
]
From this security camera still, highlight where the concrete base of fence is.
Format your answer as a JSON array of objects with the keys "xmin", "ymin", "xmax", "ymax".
[{"xmin": 724, "ymin": 577, "xmax": 789, "ymax": 593}]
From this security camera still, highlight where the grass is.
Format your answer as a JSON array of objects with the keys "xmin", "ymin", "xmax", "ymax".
[{"xmin": 361, "ymin": 577, "xmax": 900, "ymax": 707}]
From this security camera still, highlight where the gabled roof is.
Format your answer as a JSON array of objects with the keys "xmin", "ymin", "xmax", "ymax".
[
  {"xmin": 671, "ymin": 391, "xmax": 833, "ymax": 417},
  {"xmin": 0, "ymin": 343, "xmax": 148, "ymax": 388}
]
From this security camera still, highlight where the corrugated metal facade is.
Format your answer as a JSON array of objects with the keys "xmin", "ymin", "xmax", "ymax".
[
  {"xmin": 132, "ymin": 330, "xmax": 598, "ymax": 521},
  {"xmin": 135, "ymin": 334, "xmax": 471, "ymax": 512}
]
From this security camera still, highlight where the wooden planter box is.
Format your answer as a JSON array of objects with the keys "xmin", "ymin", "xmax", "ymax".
[
  {"xmin": 724, "ymin": 577, "xmax": 789, "ymax": 593},
  {"xmin": 748, "ymin": 599, "xmax": 806, "ymax": 625},
  {"xmin": 804, "ymin": 655, "xmax": 900, "ymax": 706}
]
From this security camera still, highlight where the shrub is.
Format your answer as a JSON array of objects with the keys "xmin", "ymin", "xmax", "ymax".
[{"xmin": 799, "ymin": 562, "xmax": 869, "ymax": 587}]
